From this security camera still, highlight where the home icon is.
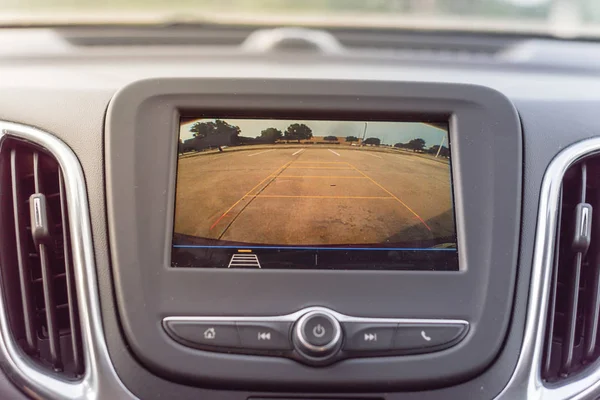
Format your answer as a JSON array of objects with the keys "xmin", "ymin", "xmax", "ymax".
[{"xmin": 203, "ymin": 327, "xmax": 216, "ymax": 340}]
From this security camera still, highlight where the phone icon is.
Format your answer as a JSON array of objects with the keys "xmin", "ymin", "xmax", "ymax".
[{"xmin": 420, "ymin": 330, "xmax": 432, "ymax": 342}]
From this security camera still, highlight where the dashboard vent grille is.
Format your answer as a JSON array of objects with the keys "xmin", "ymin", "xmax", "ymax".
[
  {"xmin": 330, "ymin": 29, "xmax": 513, "ymax": 57},
  {"xmin": 0, "ymin": 139, "xmax": 84, "ymax": 377},
  {"xmin": 58, "ymin": 26, "xmax": 251, "ymax": 47},
  {"xmin": 57, "ymin": 26, "xmax": 513, "ymax": 59},
  {"xmin": 542, "ymin": 160, "xmax": 600, "ymax": 382}
]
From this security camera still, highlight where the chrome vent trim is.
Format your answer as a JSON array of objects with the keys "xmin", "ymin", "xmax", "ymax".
[
  {"xmin": 498, "ymin": 137, "xmax": 600, "ymax": 399},
  {"xmin": 541, "ymin": 161, "xmax": 600, "ymax": 382},
  {"xmin": 0, "ymin": 121, "xmax": 135, "ymax": 399},
  {"xmin": 2, "ymin": 142, "xmax": 84, "ymax": 376}
]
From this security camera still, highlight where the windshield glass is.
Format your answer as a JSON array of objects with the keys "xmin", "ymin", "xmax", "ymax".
[{"xmin": 1, "ymin": 0, "xmax": 599, "ymax": 38}]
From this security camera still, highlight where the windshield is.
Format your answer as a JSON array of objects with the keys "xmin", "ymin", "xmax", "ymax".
[{"xmin": 1, "ymin": 0, "xmax": 599, "ymax": 38}]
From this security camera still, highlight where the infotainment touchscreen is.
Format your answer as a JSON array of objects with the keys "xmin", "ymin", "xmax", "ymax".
[{"xmin": 171, "ymin": 118, "xmax": 458, "ymax": 270}]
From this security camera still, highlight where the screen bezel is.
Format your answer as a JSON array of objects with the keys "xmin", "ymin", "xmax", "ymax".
[
  {"xmin": 171, "ymin": 116, "xmax": 458, "ymax": 271},
  {"xmin": 105, "ymin": 79, "xmax": 521, "ymax": 390}
]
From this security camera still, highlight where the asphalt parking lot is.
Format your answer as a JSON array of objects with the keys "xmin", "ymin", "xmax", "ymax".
[{"xmin": 174, "ymin": 147, "xmax": 455, "ymax": 246}]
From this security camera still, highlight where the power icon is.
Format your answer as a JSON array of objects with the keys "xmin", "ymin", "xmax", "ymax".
[
  {"xmin": 293, "ymin": 310, "xmax": 342, "ymax": 364},
  {"xmin": 313, "ymin": 324, "xmax": 326, "ymax": 338},
  {"xmin": 300, "ymin": 313, "xmax": 337, "ymax": 347}
]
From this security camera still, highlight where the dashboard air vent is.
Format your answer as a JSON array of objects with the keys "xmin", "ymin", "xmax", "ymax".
[
  {"xmin": 0, "ymin": 138, "xmax": 83, "ymax": 377},
  {"xmin": 56, "ymin": 25, "xmax": 514, "ymax": 60},
  {"xmin": 542, "ymin": 159, "xmax": 600, "ymax": 382},
  {"xmin": 330, "ymin": 29, "xmax": 514, "ymax": 57},
  {"xmin": 57, "ymin": 26, "xmax": 251, "ymax": 47}
]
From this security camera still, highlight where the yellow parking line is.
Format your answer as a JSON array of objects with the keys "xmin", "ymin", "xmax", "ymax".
[
  {"xmin": 210, "ymin": 161, "xmax": 292, "ymax": 230},
  {"xmin": 287, "ymin": 166, "xmax": 354, "ymax": 170},
  {"xmin": 274, "ymin": 176, "xmax": 367, "ymax": 179},
  {"xmin": 292, "ymin": 161, "xmax": 346, "ymax": 164},
  {"xmin": 346, "ymin": 162, "xmax": 432, "ymax": 231},
  {"xmin": 244, "ymin": 195, "xmax": 395, "ymax": 199}
]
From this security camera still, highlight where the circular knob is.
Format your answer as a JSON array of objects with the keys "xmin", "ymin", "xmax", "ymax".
[{"xmin": 293, "ymin": 310, "xmax": 342, "ymax": 363}]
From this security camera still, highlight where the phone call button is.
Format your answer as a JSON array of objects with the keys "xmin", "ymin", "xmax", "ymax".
[{"xmin": 392, "ymin": 324, "xmax": 467, "ymax": 352}]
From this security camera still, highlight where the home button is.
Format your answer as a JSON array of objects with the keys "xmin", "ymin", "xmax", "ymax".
[{"xmin": 163, "ymin": 321, "xmax": 241, "ymax": 349}]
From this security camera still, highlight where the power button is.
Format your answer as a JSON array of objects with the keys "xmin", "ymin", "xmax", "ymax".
[
  {"xmin": 293, "ymin": 310, "xmax": 342, "ymax": 364},
  {"xmin": 304, "ymin": 315, "xmax": 335, "ymax": 346}
]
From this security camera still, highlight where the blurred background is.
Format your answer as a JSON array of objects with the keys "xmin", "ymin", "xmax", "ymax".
[{"xmin": 0, "ymin": 0, "xmax": 598, "ymax": 38}]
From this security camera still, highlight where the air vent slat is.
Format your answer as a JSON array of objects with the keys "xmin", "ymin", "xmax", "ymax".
[
  {"xmin": 561, "ymin": 251, "xmax": 583, "ymax": 373},
  {"xmin": 584, "ymin": 189, "xmax": 600, "ymax": 359},
  {"xmin": 32, "ymin": 272, "xmax": 66, "ymax": 283},
  {"xmin": 543, "ymin": 187, "xmax": 563, "ymax": 377},
  {"xmin": 38, "ymin": 245, "xmax": 62, "ymax": 368},
  {"xmin": 561, "ymin": 164, "xmax": 588, "ymax": 373},
  {"xmin": 32, "ymin": 152, "xmax": 62, "ymax": 370},
  {"xmin": 10, "ymin": 149, "xmax": 37, "ymax": 353},
  {"xmin": 59, "ymin": 169, "xmax": 83, "ymax": 374},
  {"xmin": 543, "ymin": 161, "xmax": 599, "ymax": 382},
  {"xmin": 37, "ymin": 303, "xmax": 70, "ymax": 313},
  {"xmin": 25, "ymin": 193, "xmax": 61, "ymax": 204}
]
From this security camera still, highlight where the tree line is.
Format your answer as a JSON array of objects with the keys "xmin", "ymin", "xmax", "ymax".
[
  {"xmin": 189, "ymin": 120, "xmax": 314, "ymax": 143},
  {"xmin": 394, "ymin": 138, "xmax": 449, "ymax": 156},
  {"xmin": 188, "ymin": 121, "xmax": 382, "ymax": 146},
  {"xmin": 186, "ymin": 119, "xmax": 448, "ymax": 155}
]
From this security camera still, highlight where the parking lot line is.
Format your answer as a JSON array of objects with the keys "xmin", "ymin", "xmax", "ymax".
[
  {"xmin": 292, "ymin": 161, "xmax": 346, "ymax": 164},
  {"xmin": 272, "ymin": 176, "xmax": 367, "ymax": 179},
  {"xmin": 346, "ymin": 162, "xmax": 432, "ymax": 232},
  {"xmin": 209, "ymin": 160, "xmax": 292, "ymax": 230},
  {"xmin": 287, "ymin": 166, "xmax": 354, "ymax": 170},
  {"xmin": 362, "ymin": 152, "xmax": 382, "ymax": 159},
  {"xmin": 292, "ymin": 149, "xmax": 305, "ymax": 156},
  {"xmin": 328, "ymin": 149, "xmax": 341, "ymax": 156},
  {"xmin": 248, "ymin": 149, "xmax": 276, "ymax": 157},
  {"xmin": 244, "ymin": 195, "xmax": 395, "ymax": 200}
]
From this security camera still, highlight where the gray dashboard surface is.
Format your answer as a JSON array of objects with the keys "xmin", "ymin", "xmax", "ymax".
[{"xmin": 0, "ymin": 31, "xmax": 600, "ymax": 399}]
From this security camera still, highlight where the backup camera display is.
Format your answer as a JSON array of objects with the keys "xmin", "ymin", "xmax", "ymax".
[{"xmin": 171, "ymin": 118, "xmax": 458, "ymax": 270}]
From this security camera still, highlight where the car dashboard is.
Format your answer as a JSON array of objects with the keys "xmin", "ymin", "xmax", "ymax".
[{"xmin": 0, "ymin": 26, "xmax": 599, "ymax": 400}]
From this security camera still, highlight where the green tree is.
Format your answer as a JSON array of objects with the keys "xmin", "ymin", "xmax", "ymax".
[
  {"xmin": 284, "ymin": 123, "xmax": 313, "ymax": 143},
  {"xmin": 189, "ymin": 119, "xmax": 241, "ymax": 139},
  {"xmin": 428, "ymin": 145, "xmax": 450, "ymax": 157},
  {"xmin": 363, "ymin": 137, "xmax": 381, "ymax": 146},
  {"xmin": 407, "ymin": 138, "xmax": 426, "ymax": 152},
  {"xmin": 259, "ymin": 127, "xmax": 283, "ymax": 143},
  {"xmin": 345, "ymin": 136, "xmax": 359, "ymax": 143},
  {"xmin": 324, "ymin": 135, "xmax": 338, "ymax": 142},
  {"xmin": 190, "ymin": 121, "xmax": 216, "ymax": 138}
]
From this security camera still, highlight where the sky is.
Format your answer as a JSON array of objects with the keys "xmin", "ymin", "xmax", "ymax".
[{"xmin": 180, "ymin": 118, "xmax": 448, "ymax": 148}]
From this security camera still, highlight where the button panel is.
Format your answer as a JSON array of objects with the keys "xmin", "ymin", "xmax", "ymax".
[{"xmin": 163, "ymin": 307, "xmax": 468, "ymax": 364}]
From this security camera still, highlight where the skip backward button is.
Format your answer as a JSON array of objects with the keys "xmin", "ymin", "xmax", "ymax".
[{"xmin": 237, "ymin": 322, "xmax": 293, "ymax": 350}]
